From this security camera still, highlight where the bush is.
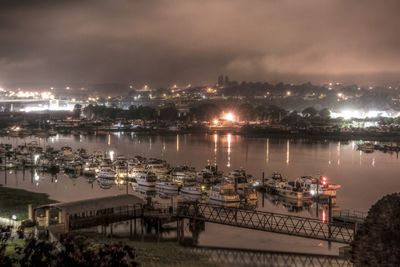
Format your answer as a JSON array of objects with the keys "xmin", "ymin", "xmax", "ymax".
[
  {"xmin": 1, "ymin": 233, "xmax": 138, "ymax": 267},
  {"xmin": 352, "ymin": 193, "xmax": 400, "ymax": 266}
]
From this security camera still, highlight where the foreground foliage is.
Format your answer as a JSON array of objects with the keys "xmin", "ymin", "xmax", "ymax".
[
  {"xmin": 0, "ymin": 230, "xmax": 138, "ymax": 267},
  {"xmin": 352, "ymin": 193, "xmax": 400, "ymax": 266}
]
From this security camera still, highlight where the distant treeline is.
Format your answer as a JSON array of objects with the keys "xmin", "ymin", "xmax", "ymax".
[{"xmin": 82, "ymin": 102, "xmax": 333, "ymax": 125}]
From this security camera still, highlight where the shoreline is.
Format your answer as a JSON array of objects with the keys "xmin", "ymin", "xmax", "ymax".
[{"xmin": 3, "ymin": 128, "xmax": 400, "ymax": 142}]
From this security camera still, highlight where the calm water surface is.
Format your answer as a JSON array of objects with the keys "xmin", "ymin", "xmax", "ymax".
[{"xmin": 1, "ymin": 133, "xmax": 399, "ymax": 255}]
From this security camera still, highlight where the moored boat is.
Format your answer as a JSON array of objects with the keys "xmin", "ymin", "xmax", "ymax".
[
  {"xmin": 96, "ymin": 167, "xmax": 117, "ymax": 179},
  {"xmin": 208, "ymin": 184, "xmax": 240, "ymax": 203},
  {"xmin": 136, "ymin": 172, "xmax": 157, "ymax": 187},
  {"xmin": 156, "ymin": 181, "xmax": 180, "ymax": 191}
]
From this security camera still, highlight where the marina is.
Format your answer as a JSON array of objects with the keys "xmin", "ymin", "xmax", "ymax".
[
  {"xmin": 0, "ymin": 137, "xmax": 343, "ymax": 208},
  {"xmin": 1, "ymin": 133, "xmax": 397, "ymax": 256}
]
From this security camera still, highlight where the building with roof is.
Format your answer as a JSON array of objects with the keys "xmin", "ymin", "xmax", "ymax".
[{"xmin": 32, "ymin": 194, "xmax": 145, "ymax": 235}]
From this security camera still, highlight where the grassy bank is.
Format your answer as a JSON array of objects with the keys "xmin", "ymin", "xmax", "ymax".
[
  {"xmin": 0, "ymin": 186, "xmax": 56, "ymax": 220},
  {"xmin": 78, "ymin": 232, "xmax": 216, "ymax": 267}
]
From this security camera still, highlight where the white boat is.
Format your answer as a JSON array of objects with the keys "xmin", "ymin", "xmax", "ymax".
[
  {"xmin": 132, "ymin": 184, "xmax": 157, "ymax": 197},
  {"xmin": 225, "ymin": 170, "xmax": 250, "ymax": 190},
  {"xmin": 180, "ymin": 185, "xmax": 203, "ymax": 196},
  {"xmin": 129, "ymin": 168, "xmax": 148, "ymax": 180},
  {"xmin": 146, "ymin": 159, "xmax": 170, "ymax": 178},
  {"xmin": 275, "ymin": 181, "xmax": 311, "ymax": 200},
  {"xmin": 82, "ymin": 162, "xmax": 97, "ymax": 177},
  {"xmin": 136, "ymin": 172, "xmax": 157, "ymax": 187},
  {"xmin": 97, "ymin": 178, "xmax": 115, "ymax": 189},
  {"xmin": 357, "ymin": 142, "xmax": 374, "ymax": 153},
  {"xmin": 208, "ymin": 184, "xmax": 240, "ymax": 203},
  {"xmin": 156, "ymin": 181, "xmax": 180, "ymax": 191},
  {"xmin": 295, "ymin": 176, "xmax": 341, "ymax": 197},
  {"xmin": 242, "ymin": 188, "xmax": 258, "ymax": 201},
  {"xmin": 171, "ymin": 166, "xmax": 197, "ymax": 183},
  {"xmin": 115, "ymin": 165, "xmax": 129, "ymax": 178},
  {"xmin": 196, "ymin": 165, "xmax": 222, "ymax": 184},
  {"xmin": 265, "ymin": 173, "xmax": 287, "ymax": 190},
  {"xmin": 97, "ymin": 167, "xmax": 117, "ymax": 179}
]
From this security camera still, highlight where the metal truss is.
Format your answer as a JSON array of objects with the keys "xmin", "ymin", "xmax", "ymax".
[
  {"xmin": 177, "ymin": 202, "xmax": 355, "ymax": 244},
  {"xmin": 187, "ymin": 246, "xmax": 352, "ymax": 267}
]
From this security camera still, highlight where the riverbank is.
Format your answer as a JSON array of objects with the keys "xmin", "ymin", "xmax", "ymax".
[
  {"xmin": 0, "ymin": 186, "xmax": 56, "ymax": 220},
  {"xmin": 77, "ymin": 232, "xmax": 216, "ymax": 267}
]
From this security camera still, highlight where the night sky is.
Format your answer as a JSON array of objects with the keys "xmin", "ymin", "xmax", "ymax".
[{"xmin": 1, "ymin": 0, "xmax": 399, "ymax": 87}]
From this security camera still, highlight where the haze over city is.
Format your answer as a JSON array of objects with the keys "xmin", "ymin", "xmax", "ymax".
[
  {"xmin": 1, "ymin": 0, "xmax": 400, "ymax": 88},
  {"xmin": 1, "ymin": 1, "xmax": 400, "ymax": 267}
]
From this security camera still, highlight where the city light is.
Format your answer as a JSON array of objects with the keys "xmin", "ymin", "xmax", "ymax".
[
  {"xmin": 330, "ymin": 109, "xmax": 398, "ymax": 120},
  {"xmin": 223, "ymin": 112, "xmax": 235, "ymax": 122}
]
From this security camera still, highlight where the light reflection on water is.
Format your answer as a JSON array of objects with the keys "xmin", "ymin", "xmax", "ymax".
[{"xmin": 1, "ymin": 133, "xmax": 400, "ymax": 254}]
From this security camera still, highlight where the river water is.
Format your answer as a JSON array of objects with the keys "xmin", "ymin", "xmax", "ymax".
[{"xmin": 1, "ymin": 133, "xmax": 399, "ymax": 255}]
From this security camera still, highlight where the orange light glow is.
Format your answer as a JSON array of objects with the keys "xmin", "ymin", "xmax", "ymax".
[{"xmin": 223, "ymin": 112, "xmax": 235, "ymax": 122}]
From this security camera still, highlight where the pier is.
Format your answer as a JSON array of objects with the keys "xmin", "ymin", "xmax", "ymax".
[{"xmin": 32, "ymin": 196, "xmax": 356, "ymax": 245}]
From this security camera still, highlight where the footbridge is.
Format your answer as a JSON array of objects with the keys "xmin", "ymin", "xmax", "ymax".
[{"xmin": 177, "ymin": 202, "xmax": 355, "ymax": 244}]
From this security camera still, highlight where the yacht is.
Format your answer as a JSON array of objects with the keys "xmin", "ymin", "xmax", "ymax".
[
  {"xmin": 295, "ymin": 176, "xmax": 341, "ymax": 197},
  {"xmin": 275, "ymin": 181, "xmax": 312, "ymax": 200},
  {"xmin": 357, "ymin": 142, "xmax": 374, "ymax": 153},
  {"xmin": 128, "ymin": 163, "xmax": 147, "ymax": 179},
  {"xmin": 63, "ymin": 161, "xmax": 83, "ymax": 174},
  {"xmin": 146, "ymin": 159, "xmax": 170, "ymax": 178},
  {"xmin": 264, "ymin": 173, "xmax": 287, "ymax": 190},
  {"xmin": 132, "ymin": 184, "xmax": 157, "ymax": 197},
  {"xmin": 96, "ymin": 167, "xmax": 117, "ymax": 179},
  {"xmin": 225, "ymin": 169, "xmax": 253, "ymax": 190},
  {"xmin": 241, "ymin": 187, "xmax": 258, "ymax": 201},
  {"xmin": 156, "ymin": 181, "xmax": 180, "ymax": 191},
  {"xmin": 180, "ymin": 185, "xmax": 203, "ymax": 196},
  {"xmin": 208, "ymin": 184, "xmax": 240, "ymax": 203},
  {"xmin": 115, "ymin": 165, "xmax": 129, "ymax": 178},
  {"xmin": 97, "ymin": 178, "xmax": 115, "ymax": 189},
  {"xmin": 197, "ymin": 165, "xmax": 222, "ymax": 184},
  {"xmin": 82, "ymin": 162, "xmax": 97, "ymax": 177},
  {"xmin": 171, "ymin": 166, "xmax": 197, "ymax": 183},
  {"xmin": 136, "ymin": 172, "xmax": 157, "ymax": 187}
]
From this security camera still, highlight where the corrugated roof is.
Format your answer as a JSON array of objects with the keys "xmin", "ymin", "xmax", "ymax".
[{"xmin": 36, "ymin": 194, "xmax": 144, "ymax": 214}]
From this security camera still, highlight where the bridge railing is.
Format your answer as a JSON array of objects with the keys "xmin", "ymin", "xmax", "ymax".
[
  {"xmin": 187, "ymin": 245, "xmax": 352, "ymax": 267},
  {"xmin": 333, "ymin": 209, "xmax": 367, "ymax": 221},
  {"xmin": 69, "ymin": 204, "xmax": 143, "ymax": 230},
  {"xmin": 177, "ymin": 202, "xmax": 355, "ymax": 244}
]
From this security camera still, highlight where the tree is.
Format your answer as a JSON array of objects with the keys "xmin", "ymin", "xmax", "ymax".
[
  {"xmin": 73, "ymin": 104, "xmax": 82, "ymax": 119},
  {"xmin": 352, "ymin": 193, "xmax": 400, "ymax": 266},
  {"xmin": 237, "ymin": 103, "xmax": 255, "ymax": 121},
  {"xmin": 159, "ymin": 104, "xmax": 178, "ymax": 121},
  {"xmin": 266, "ymin": 105, "xmax": 287, "ymax": 123},
  {"xmin": 83, "ymin": 104, "xmax": 94, "ymax": 119},
  {"xmin": 302, "ymin": 107, "xmax": 318, "ymax": 118},
  {"xmin": 1, "ymin": 234, "xmax": 138, "ymax": 267},
  {"xmin": 137, "ymin": 106, "xmax": 157, "ymax": 121},
  {"xmin": 189, "ymin": 103, "xmax": 221, "ymax": 121},
  {"xmin": 281, "ymin": 111, "xmax": 302, "ymax": 126},
  {"xmin": 255, "ymin": 105, "xmax": 267, "ymax": 121},
  {"xmin": 318, "ymin": 108, "xmax": 331, "ymax": 120}
]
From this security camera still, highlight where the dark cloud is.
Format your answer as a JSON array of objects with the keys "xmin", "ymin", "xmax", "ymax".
[{"xmin": 0, "ymin": 0, "xmax": 399, "ymax": 87}]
